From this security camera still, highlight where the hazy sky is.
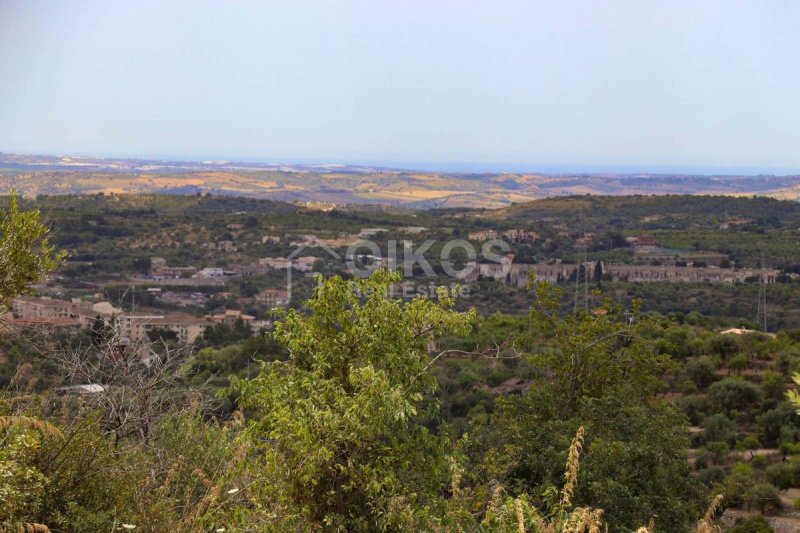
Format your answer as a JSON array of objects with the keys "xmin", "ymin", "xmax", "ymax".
[{"xmin": 1, "ymin": 0, "xmax": 799, "ymax": 172}]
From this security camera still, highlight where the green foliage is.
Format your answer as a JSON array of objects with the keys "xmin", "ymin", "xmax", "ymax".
[
  {"xmin": 0, "ymin": 428, "xmax": 49, "ymax": 524},
  {"xmin": 474, "ymin": 428, "xmax": 608, "ymax": 533},
  {"xmin": 702, "ymin": 413, "xmax": 738, "ymax": 445},
  {"xmin": 735, "ymin": 435, "xmax": 762, "ymax": 458},
  {"xmin": 786, "ymin": 372, "xmax": 800, "ymax": 414},
  {"xmin": 765, "ymin": 459, "xmax": 800, "ymax": 490},
  {"xmin": 729, "ymin": 516, "xmax": 775, "ymax": 533},
  {"xmin": 710, "ymin": 335, "xmax": 742, "ymax": 361},
  {"xmin": 471, "ymin": 279, "xmax": 705, "ymax": 532},
  {"xmin": 188, "ymin": 332, "xmax": 287, "ymax": 386},
  {"xmin": 757, "ymin": 401, "xmax": 800, "ymax": 448},
  {"xmin": 0, "ymin": 192, "xmax": 66, "ymax": 531},
  {"xmin": 0, "ymin": 397, "xmax": 130, "ymax": 532},
  {"xmin": 526, "ymin": 279, "xmax": 669, "ymax": 416},
  {"xmin": 686, "ymin": 356, "xmax": 718, "ymax": 389},
  {"xmin": 1, "ymin": 393, "xmax": 246, "ymax": 533},
  {"xmin": 743, "ymin": 482, "xmax": 781, "ymax": 514},
  {"xmin": 729, "ymin": 354, "xmax": 750, "ymax": 375},
  {"xmin": 707, "ymin": 378, "xmax": 762, "ymax": 420},
  {"xmin": 678, "ymin": 394, "xmax": 709, "ymax": 426},
  {"xmin": 703, "ymin": 441, "xmax": 731, "ymax": 465},
  {"xmin": 716, "ymin": 462, "xmax": 756, "ymax": 508},
  {"xmin": 14, "ymin": 189, "xmax": 800, "ymax": 529},
  {"xmin": 233, "ymin": 270, "xmax": 475, "ymax": 530},
  {"xmin": 696, "ymin": 466, "xmax": 727, "ymax": 486},
  {"xmin": 0, "ymin": 192, "xmax": 65, "ymax": 307},
  {"xmin": 201, "ymin": 318, "xmax": 253, "ymax": 348}
]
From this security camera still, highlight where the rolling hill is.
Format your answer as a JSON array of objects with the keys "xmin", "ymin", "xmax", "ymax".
[{"xmin": 3, "ymin": 152, "xmax": 800, "ymax": 208}]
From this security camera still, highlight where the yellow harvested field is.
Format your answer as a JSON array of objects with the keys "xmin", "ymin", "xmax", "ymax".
[
  {"xmin": 5, "ymin": 167, "xmax": 795, "ymax": 209},
  {"xmin": 361, "ymin": 189, "xmax": 466, "ymax": 200},
  {"xmin": 500, "ymin": 193, "xmax": 541, "ymax": 203}
]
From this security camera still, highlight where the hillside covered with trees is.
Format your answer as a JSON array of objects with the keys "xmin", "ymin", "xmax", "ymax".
[{"xmin": 5, "ymin": 195, "xmax": 800, "ymax": 532}]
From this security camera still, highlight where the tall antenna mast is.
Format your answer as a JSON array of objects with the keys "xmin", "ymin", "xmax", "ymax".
[
  {"xmin": 574, "ymin": 210, "xmax": 589, "ymax": 314},
  {"xmin": 756, "ymin": 252, "xmax": 767, "ymax": 332}
]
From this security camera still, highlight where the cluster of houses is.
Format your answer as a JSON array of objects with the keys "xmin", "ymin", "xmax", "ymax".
[
  {"xmin": 8, "ymin": 253, "xmax": 303, "ymax": 346},
  {"xmin": 355, "ymin": 227, "xmax": 429, "ymax": 238},
  {"xmin": 149, "ymin": 256, "xmax": 318, "ymax": 281},
  {"xmin": 468, "ymin": 229, "xmax": 539, "ymax": 243},
  {"xmin": 148, "ymin": 257, "xmax": 197, "ymax": 279},
  {"xmin": 629, "ymin": 235, "xmax": 657, "ymax": 249},
  {"xmin": 201, "ymin": 240, "xmax": 236, "ymax": 252},
  {"xmin": 5, "ymin": 292, "xmax": 291, "ymax": 345}
]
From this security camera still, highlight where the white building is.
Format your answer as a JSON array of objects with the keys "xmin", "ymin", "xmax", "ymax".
[{"xmin": 196, "ymin": 267, "xmax": 225, "ymax": 278}]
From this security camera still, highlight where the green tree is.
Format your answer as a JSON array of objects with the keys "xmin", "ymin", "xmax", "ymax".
[
  {"xmin": 743, "ymin": 483, "xmax": 781, "ymax": 514},
  {"xmin": 729, "ymin": 516, "xmax": 774, "ymax": 533},
  {"xmin": 729, "ymin": 354, "xmax": 749, "ymax": 375},
  {"xmin": 0, "ymin": 192, "xmax": 65, "ymax": 307},
  {"xmin": 201, "ymin": 318, "xmax": 253, "ymax": 348},
  {"xmin": 710, "ymin": 335, "xmax": 742, "ymax": 362},
  {"xmin": 703, "ymin": 413, "xmax": 737, "ymax": 445},
  {"xmin": 786, "ymin": 372, "xmax": 800, "ymax": 414},
  {"xmin": 758, "ymin": 402, "xmax": 800, "ymax": 448},
  {"xmin": 736, "ymin": 435, "xmax": 762, "ymax": 459},
  {"xmin": 704, "ymin": 441, "xmax": 731, "ymax": 465},
  {"xmin": 686, "ymin": 356, "xmax": 718, "ymax": 389},
  {"xmin": 708, "ymin": 378, "xmax": 762, "ymax": 419},
  {"xmin": 233, "ymin": 270, "xmax": 475, "ymax": 530},
  {"xmin": 717, "ymin": 462, "xmax": 756, "ymax": 508},
  {"xmin": 0, "ymin": 192, "xmax": 65, "ymax": 531},
  {"xmin": 765, "ymin": 460, "xmax": 800, "ymax": 490},
  {"xmin": 472, "ymin": 279, "xmax": 705, "ymax": 532}
]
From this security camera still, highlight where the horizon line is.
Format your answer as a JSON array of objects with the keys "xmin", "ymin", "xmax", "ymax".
[{"xmin": 3, "ymin": 148, "xmax": 800, "ymax": 177}]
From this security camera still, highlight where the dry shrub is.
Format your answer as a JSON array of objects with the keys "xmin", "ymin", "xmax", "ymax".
[{"xmin": 0, "ymin": 416, "xmax": 63, "ymax": 440}]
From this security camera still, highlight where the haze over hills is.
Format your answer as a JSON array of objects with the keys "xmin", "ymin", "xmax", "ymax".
[{"xmin": 4, "ymin": 151, "xmax": 800, "ymax": 209}]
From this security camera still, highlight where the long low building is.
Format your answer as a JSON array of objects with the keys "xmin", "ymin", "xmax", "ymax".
[
  {"xmin": 603, "ymin": 264, "xmax": 779, "ymax": 283},
  {"xmin": 116, "ymin": 308, "xmax": 260, "ymax": 344},
  {"xmin": 11, "ymin": 295, "xmax": 119, "ymax": 329},
  {"xmin": 462, "ymin": 261, "xmax": 781, "ymax": 287},
  {"xmin": 116, "ymin": 314, "xmax": 210, "ymax": 344},
  {"xmin": 13, "ymin": 295, "xmax": 93, "ymax": 320}
]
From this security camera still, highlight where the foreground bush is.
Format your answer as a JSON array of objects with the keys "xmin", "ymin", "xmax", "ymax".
[{"xmin": 2, "ymin": 270, "xmax": 724, "ymax": 532}]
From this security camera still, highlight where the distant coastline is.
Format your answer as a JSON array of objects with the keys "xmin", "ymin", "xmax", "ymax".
[{"xmin": 2, "ymin": 150, "xmax": 799, "ymax": 177}]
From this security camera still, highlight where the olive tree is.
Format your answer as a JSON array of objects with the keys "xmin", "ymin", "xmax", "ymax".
[{"xmin": 0, "ymin": 193, "xmax": 64, "ymax": 308}]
